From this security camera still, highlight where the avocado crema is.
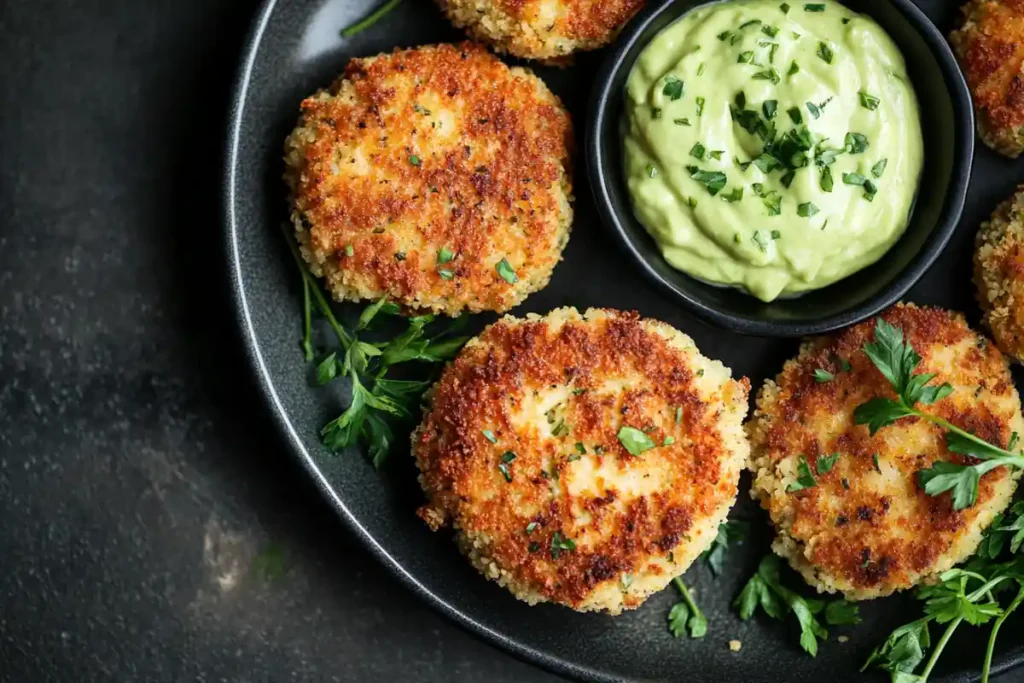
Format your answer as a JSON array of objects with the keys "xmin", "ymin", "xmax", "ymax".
[{"xmin": 623, "ymin": 0, "xmax": 923, "ymax": 302}]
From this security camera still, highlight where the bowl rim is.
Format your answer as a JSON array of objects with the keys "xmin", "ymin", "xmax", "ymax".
[{"xmin": 585, "ymin": 0, "xmax": 975, "ymax": 337}]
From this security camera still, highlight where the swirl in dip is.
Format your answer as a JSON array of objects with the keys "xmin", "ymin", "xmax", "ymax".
[{"xmin": 623, "ymin": 0, "xmax": 923, "ymax": 302}]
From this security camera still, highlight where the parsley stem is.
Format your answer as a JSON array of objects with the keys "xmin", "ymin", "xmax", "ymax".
[
  {"xmin": 918, "ymin": 616, "xmax": 962, "ymax": 681},
  {"xmin": 673, "ymin": 577, "xmax": 700, "ymax": 615},
  {"xmin": 301, "ymin": 277, "xmax": 314, "ymax": 361},
  {"xmin": 341, "ymin": 0, "xmax": 402, "ymax": 37},
  {"xmin": 982, "ymin": 585, "xmax": 1024, "ymax": 683},
  {"xmin": 279, "ymin": 223, "xmax": 353, "ymax": 349}
]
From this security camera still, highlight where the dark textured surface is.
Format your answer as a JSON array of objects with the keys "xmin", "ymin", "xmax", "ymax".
[
  {"xmin": 0, "ymin": 1, "xmax": 560, "ymax": 681},
  {"xmin": 1, "ymin": 1, "xmax": 1023, "ymax": 683}
]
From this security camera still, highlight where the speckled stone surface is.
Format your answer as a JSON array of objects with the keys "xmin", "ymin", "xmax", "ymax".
[
  {"xmin": 2, "ymin": 1, "xmax": 1024, "ymax": 682},
  {"xmin": 0, "ymin": 1, "xmax": 563, "ymax": 680}
]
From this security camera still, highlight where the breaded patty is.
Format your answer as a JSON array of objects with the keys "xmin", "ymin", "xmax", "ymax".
[
  {"xmin": 436, "ymin": 0, "xmax": 645, "ymax": 61},
  {"xmin": 951, "ymin": 0, "xmax": 1024, "ymax": 157},
  {"xmin": 975, "ymin": 186, "xmax": 1024, "ymax": 361},
  {"xmin": 412, "ymin": 307, "xmax": 750, "ymax": 613},
  {"xmin": 748, "ymin": 304, "xmax": 1023, "ymax": 600},
  {"xmin": 283, "ymin": 43, "xmax": 574, "ymax": 316}
]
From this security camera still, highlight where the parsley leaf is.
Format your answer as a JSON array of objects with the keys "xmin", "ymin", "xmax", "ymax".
[
  {"xmin": 787, "ymin": 456, "xmax": 817, "ymax": 492},
  {"xmin": 618, "ymin": 426, "xmax": 656, "ymax": 456},
  {"xmin": 663, "ymin": 76, "xmax": 685, "ymax": 100},
  {"xmin": 668, "ymin": 578, "xmax": 708, "ymax": 638}
]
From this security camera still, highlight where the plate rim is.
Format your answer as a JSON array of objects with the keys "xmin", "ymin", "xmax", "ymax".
[{"xmin": 220, "ymin": 1, "xmax": 1024, "ymax": 681}]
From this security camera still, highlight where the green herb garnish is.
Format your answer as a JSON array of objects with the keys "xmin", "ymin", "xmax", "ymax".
[
  {"xmin": 798, "ymin": 202, "xmax": 819, "ymax": 218},
  {"xmin": 753, "ymin": 67, "xmax": 781, "ymax": 84},
  {"xmin": 806, "ymin": 101, "xmax": 822, "ymax": 119},
  {"xmin": 804, "ymin": 3, "xmax": 825, "ymax": 10},
  {"xmin": 282, "ymin": 226, "xmax": 465, "ymax": 468},
  {"xmin": 788, "ymin": 61, "xmax": 800, "ymax": 76},
  {"xmin": 409, "ymin": 154, "xmax": 422, "ymax": 166},
  {"xmin": 496, "ymin": 258, "xmax": 518, "ymax": 284},
  {"xmin": 735, "ymin": 555, "xmax": 856, "ymax": 656},
  {"xmin": 788, "ymin": 106, "xmax": 803, "ymax": 124},
  {"xmin": 688, "ymin": 166, "xmax": 728, "ymax": 196},
  {"xmin": 341, "ymin": 0, "xmax": 403, "ymax": 38},
  {"xmin": 674, "ymin": 118, "xmax": 691, "ymax": 126},
  {"xmin": 702, "ymin": 521, "xmax": 747, "ymax": 576},
  {"xmin": 663, "ymin": 76, "xmax": 685, "ymax": 100},
  {"xmin": 817, "ymin": 41, "xmax": 834, "ymax": 63},
  {"xmin": 814, "ymin": 368, "xmax": 834, "ymax": 382},
  {"xmin": 668, "ymin": 578, "xmax": 708, "ymax": 638},
  {"xmin": 820, "ymin": 166, "xmax": 834, "ymax": 192},
  {"xmin": 763, "ymin": 99, "xmax": 778, "ymax": 120},
  {"xmin": 817, "ymin": 452, "xmax": 840, "ymax": 474},
  {"xmin": 859, "ymin": 91, "xmax": 881, "ymax": 110},
  {"xmin": 872, "ymin": 158, "xmax": 888, "ymax": 178},
  {"xmin": 738, "ymin": 51, "xmax": 755, "ymax": 64},
  {"xmin": 550, "ymin": 532, "xmax": 576, "ymax": 559},
  {"xmin": 787, "ymin": 455, "xmax": 817, "ymax": 492},
  {"xmin": 618, "ymin": 426, "xmax": 656, "ymax": 456},
  {"xmin": 482, "ymin": 429, "xmax": 497, "ymax": 443},
  {"xmin": 845, "ymin": 132, "xmax": 869, "ymax": 153},
  {"xmin": 497, "ymin": 451, "xmax": 516, "ymax": 482},
  {"xmin": 853, "ymin": 318, "xmax": 1024, "ymax": 510},
  {"xmin": 437, "ymin": 246, "xmax": 454, "ymax": 264},
  {"xmin": 691, "ymin": 143, "xmax": 707, "ymax": 160},
  {"xmin": 696, "ymin": 96, "xmax": 706, "ymax": 116}
]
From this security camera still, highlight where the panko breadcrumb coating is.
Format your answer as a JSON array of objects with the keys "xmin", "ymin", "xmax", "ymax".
[
  {"xmin": 436, "ymin": 0, "xmax": 645, "ymax": 61},
  {"xmin": 412, "ymin": 307, "xmax": 750, "ymax": 613},
  {"xmin": 950, "ymin": 0, "xmax": 1024, "ymax": 157},
  {"xmin": 975, "ymin": 186, "xmax": 1024, "ymax": 361},
  {"xmin": 283, "ymin": 43, "xmax": 574, "ymax": 316},
  {"xmin": 748, "ymin": 304, "xmax": 1023, "ymax": 600}
]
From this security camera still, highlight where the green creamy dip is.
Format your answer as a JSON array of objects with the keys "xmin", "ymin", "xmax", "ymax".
[{"xmin": 623, "ymin": 0, "xmax": 923, "ymax": 301}]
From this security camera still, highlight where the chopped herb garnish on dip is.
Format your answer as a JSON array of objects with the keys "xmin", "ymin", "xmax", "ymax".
[
  {"xmin": 859, "ymin": 91, "xmax": 880, "ymax": 110},
  {"xmin": 437, "ymin": 246, "xmax": 454, "ymax": 264},
  {"xmin": 844, "ymin": 132, "xmax": 869, "ymax": 153},
  {"xmin": 817, "ymin": 41, "xmax": 833, "ymax": 63},
  {"xmin": 798, "ymin": 202, "xmax": 819, "ymax": 217},
  {"xmin": 409, "ymin": 154, "xmax": 422, "ymax": 166},
  {"xmin": 663, "ymin": 76, "xmax": 685, "ymax": 100},
  {"xmin": 622, "ymin": 0, "xmax": 923, "ymax": 302},
  {"xmin": 871, "ymin": 159, "xmax": 888, "ymax": 178}
]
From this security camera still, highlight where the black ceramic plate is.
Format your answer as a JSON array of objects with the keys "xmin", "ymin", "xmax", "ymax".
[{"xmin": 224, "ymin": 1, "xmax": 1024, "ymax": 681}]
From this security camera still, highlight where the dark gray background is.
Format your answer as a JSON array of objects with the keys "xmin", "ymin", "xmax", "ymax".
[{"xmin": 0, "ymin": 0, "xmax": 1021, "ymax": 682}]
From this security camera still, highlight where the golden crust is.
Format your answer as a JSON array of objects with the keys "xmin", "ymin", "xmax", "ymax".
[
  {"xmin": 748, "ymin": 304, "xmax": 1023, "ymax": 600},
  {"xmin": 412, "ymin": 307, "xmax": 750, "ymax": 613},
  {"xmin": 284, "ymin": 43, "xmax": 574, "ymax": 316},
  {"xmin": 975, "ymin": 186, "xmax": 1024, "ymax": 361},
  {"xmin": 436, "ymin": 0, "xmax": 645, "ymax": 61},
  {"xmin": 950, "ymin": 0, "xmax": 1024, "ymax": 157}
]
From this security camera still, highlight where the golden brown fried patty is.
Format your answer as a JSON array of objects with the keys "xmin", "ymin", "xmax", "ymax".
[
  {"xmin": 950, "ymin": 0, "xmax": 1024, "ymax": 157},
  {"xmin": 412, "ymin": 307, "xmax": 750, "ymax": 613},
  {"xmin": 436, "ymin": 0, "xmax": 645, "ymax": 61},
  {"xmin": 283, "ymin": 43, "xmax": 574, "ymax": 316},
  {"xmin": 748, "ymin": 304, "xmax": 1023, "ymax": 600},
  {"xmin": 975, "ymin": 186, "xmax": 1024, "ymax": 361}
]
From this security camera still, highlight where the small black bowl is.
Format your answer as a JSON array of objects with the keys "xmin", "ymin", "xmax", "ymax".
[{"xmin": 587, "ymin": 0, "xmax": 974, "ymax": 336}]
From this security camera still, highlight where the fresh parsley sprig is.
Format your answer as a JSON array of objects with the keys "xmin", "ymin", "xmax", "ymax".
[
  {"xmin": 734, "ymin": 554, "xmax": 859, "ymax": 656},
  {"xmin": 281, "ymin": 225, "xmax": 467, "ymax": 467},
  {"xmin": 668, "ymin": 577, "xmax": 708, "ymax": 638},
  {"xmin": 853, "ymin": 319, "xmax": 1024, "ymax": 510},
  {"xmin": 864, "ymin": 503, "xmax": 1024, "ymax": 683}
]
